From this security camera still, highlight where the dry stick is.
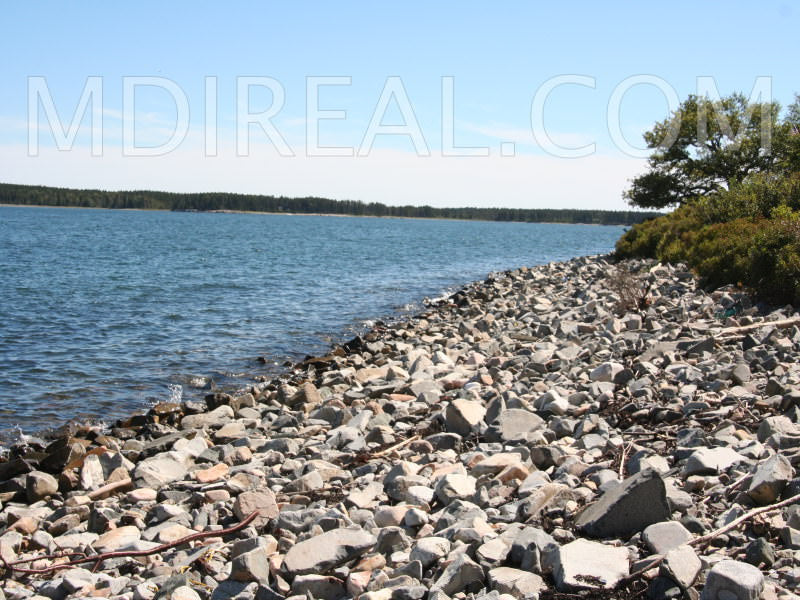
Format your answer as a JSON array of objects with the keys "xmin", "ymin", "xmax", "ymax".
[
  {"xmin": 688, "ymin": 491, "xmax": 800, "ymax": 549},
  {"xmin": 618, "ymin": 443, "xmax": 630, "ymax": 478},
  {"xmin": 722, "ymin": 472, "xmax": 751, "ymax": 500},
  {"xmin": 617, "ymin": 491, "xmax": 800, "ymax": 588},
  {"xmin": 371, "ymin": 434, "xmax": 421, "ymax": 458},
  {"xmin": 2, "ymin": 510, "xmax": 259, "ymax": 576},
  {"xmin": 87, "ymin": 477, "xmax": 134, "ymax": 500},
  {"xmin": 716, "ymin": 316, "xmax": 800, "ymax": 336}
]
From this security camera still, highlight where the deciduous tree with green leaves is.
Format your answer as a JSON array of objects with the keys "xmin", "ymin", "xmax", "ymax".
[{"xmin": 625, "ymin": 93, "xmax": 783, "ymax": 209}]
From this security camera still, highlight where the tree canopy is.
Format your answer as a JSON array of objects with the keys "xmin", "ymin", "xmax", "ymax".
[{"xmin": 624, "ymin": 92, "xmax": 794, "ymax": 209}]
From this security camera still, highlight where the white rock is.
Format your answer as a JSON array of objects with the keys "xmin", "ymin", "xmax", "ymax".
[{"xmin": 554, "ymin": 539, "xmax": 630, "ymax": 591}]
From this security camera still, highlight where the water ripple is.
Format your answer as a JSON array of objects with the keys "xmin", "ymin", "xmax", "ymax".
[{"xmin": 0, "ymin": 206, "xmax": 624, "ymax": 439}]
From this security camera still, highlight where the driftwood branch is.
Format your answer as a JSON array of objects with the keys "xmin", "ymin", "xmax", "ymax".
[
  {"xmin": 87, "ymin": 477, "xmax": 133, "ymax": 500},
  {"xmin": 689, "ymin": 491, "xmax": 800, "ymax": 548},
  {"xmin": 2, "ymin": 510, "xmax": 258, "ymax": 576},
  {"xmin": 717, "ymin": 316, "xmax": 800, "ymax": 336},
  {"xmin": 617, "ymin": 491, "xmax": 800, "ymax": 587}
]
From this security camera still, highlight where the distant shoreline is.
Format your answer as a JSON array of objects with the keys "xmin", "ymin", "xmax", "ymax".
[
  {"xmin": 0, "ymin": 203, "xmax": 630, "ymax": 227},
  {"xmin": 0, "ymin": 181, "xmax": 661, "ymax": 226}
]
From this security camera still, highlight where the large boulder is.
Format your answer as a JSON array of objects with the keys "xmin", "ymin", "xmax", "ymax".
[{"xmin": 575, "ymin": 469, "xmax": 670, "ymax": 539}]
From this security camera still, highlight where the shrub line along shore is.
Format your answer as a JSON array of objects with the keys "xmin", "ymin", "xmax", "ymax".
[{"xmin": 1, "ymin": 255, "xmax": 800, "ymax": 600}]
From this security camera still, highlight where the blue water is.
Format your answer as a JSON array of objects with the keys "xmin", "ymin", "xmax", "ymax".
[{"xmin": 0, "ymin": 206, "xmax": 624, "ymax": 438}]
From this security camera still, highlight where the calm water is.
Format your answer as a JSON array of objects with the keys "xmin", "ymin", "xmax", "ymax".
[{"xmin": 0, "ymin": 206, "xmax": 624, "ymax": 439}]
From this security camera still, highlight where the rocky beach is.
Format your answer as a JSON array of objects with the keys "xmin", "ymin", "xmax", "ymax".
[{"xmin": 1, "ymin": 255, "xmax": 800, "ymax": 600}]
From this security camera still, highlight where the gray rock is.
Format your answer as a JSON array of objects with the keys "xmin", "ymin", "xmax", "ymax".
[
  {"xmin": 683, "ymin": 447, "xmax": 746, "ymax": 476},
  {"xmin": 375, "ymin": 527, "xmax": 412, "ymax": 555},
  {"xmin": 554, "ymin": 539, "xmax": 629, "ymax": 591},
  {"xmin": 575, "ymin": 469, "xmax": 670, "ymax": 539},
  {"xmin": 487, "ymin": 409, "xmax": 545, "ymax": 442},
  {"xmin": 731, "ymin": 363, "xmax": 751, "ymax": 385},
  {"xmin": 231, "ymin": 546, "xmax": 270, "ymax": 583},
  {"xmin": 627, "ymin": 451, "xmax": 670, "ymax": 475},
  {"xmin": 757, "ymin": 415, "xmax": 798, "ymax": 443},
  {"xmin": 779, "ymin": 526, "xmax": 800, "ymax": 549},
  {"xmin": 26, "ymin": 471, "xmax": 59, "ymax": 502},
  {"xmin": 434, "ymin": 473, "xmax": 477, "ymax": 504},
  {"xmin": 747, "ymin": 453, "xmax": 793, "ymax": 505},
  {"xmin": 477, "ymin": 537, "xmax": 512, "ymax": 566},
  {"xmin": 80, "ymin": 454, "xmax": 106, "ymax": 490},
  {"xmin": 209, "ymin": 580, "xmax": 260, "ymax": 600},
  {"xmin": 590, "ymin": 362, "xmax": 624, "ymax": 383},
  {"xmin": 290, "ymin": 574, "xmax": 345, "ymax": 600},
  {"xmin": 409, "ymin": 537, "xmax": 451, "ymax": 568},
  {"xmin": 660, "ymin": 544, "xmax": 701, "ymax": 589},
  {"xmin": 445, "ymin": 399, "xmax": 486, "ymax": 436},
  {"xmin": 744, "ymin": 537, "xmax": 775, "ymax": 568},
  {"xmin": 508, "ymin": 527, "xmax": 559, "ymax": 574},
  {"xmin": 283, "ymin": 470, "xmax": 324, "ymax": 494},
  {"xmin": 431, "ymin": 552, "xmax": 485, "ymax": 595},
  {"xmin": 180, "ymin": 405, "xmax": 234, "ymax": 429},
  {"xmin": 169, "ymin": 587, "xmax": 201, "ymax": 600},
  {"xmin": 487, "ymin": 567, "xmax": 545, "ymax": 600},
  {"xmin": 700, "ymin": 559, "xmax": 764, "ymax": 600},
  {"xmin": 134, "ymin": 455, "xmax": 189, "ymax": 488},
  {"xmin": 283, "ymin": 528, "xmax": 376, "ymax": 576},
  {"xmin": 642, "ymin": 521, "xmax": 693, "ymax": 554}
]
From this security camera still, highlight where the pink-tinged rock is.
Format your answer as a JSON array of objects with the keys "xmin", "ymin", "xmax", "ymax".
[
  {"xmin": 10, "ymin": 516, "xmax": 39, "ymax": 534},
  {"xmin": 373, "ymin": 505, "xmax": 410, "ymax": 527},
  {"xmin": 471, "ymin": 453, "xmax": 524, "ymax": 477},
  {"xmin": 347, "ymin": 571, "xmax": 372, "ymax": 597},
  {"xmin": 233, "ymin": 489, "xmax": 279, "ymax": 529},
  {"xmin": 204, "ymin": 489, "xmax": 231, "ymax": 503},
  {"xmin": 93, "ymin": 526, "xmax": 141, "ymax": 552},
  {"xmin": 157, "ymin": 524, "xmax": 196, "ymax": 543},
  {"xmin": 126, "ymin": 488, "xmax": 158, "ymax": 503},
  {"xmin": 496, "ymin": 464, "xmax": 530, "ymax": 483},
  {"xmin": 195, "ymin": 463, "xmax": 229, "ymax": 483}
]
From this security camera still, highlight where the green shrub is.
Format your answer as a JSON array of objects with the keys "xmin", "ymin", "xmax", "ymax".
[
  {"xmin": 695, "ymin": 172, "xmax": 800, "ymax": 223},
  {"xmin": 614, "ymin": 172, "xmax": 800, "ymax": 305}
]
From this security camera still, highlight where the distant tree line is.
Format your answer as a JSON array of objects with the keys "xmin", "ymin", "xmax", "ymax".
[{"xmin": 0, "ymin": 182, "xmax": 661, "ymax": 225}]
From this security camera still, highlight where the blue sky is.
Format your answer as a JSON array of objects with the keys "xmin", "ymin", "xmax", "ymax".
[{"xmin": 1, "ymin": 2, "xmax": 797, "ymax": 209}]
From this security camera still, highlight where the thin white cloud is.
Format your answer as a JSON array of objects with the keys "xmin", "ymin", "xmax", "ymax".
[{"xmin": 460, "ymin": 121, "xmax": 598, "ymax": 155}]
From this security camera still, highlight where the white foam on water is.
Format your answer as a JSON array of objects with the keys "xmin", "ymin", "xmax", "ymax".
[{"xmin": 168, "ymin": 383, "xmax": 183, "ymax": 404}]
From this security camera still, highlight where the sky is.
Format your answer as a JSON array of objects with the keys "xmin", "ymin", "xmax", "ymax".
[{"xmin": 1, "ymin": 2, "xmax": 797, "ymax": 210}]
